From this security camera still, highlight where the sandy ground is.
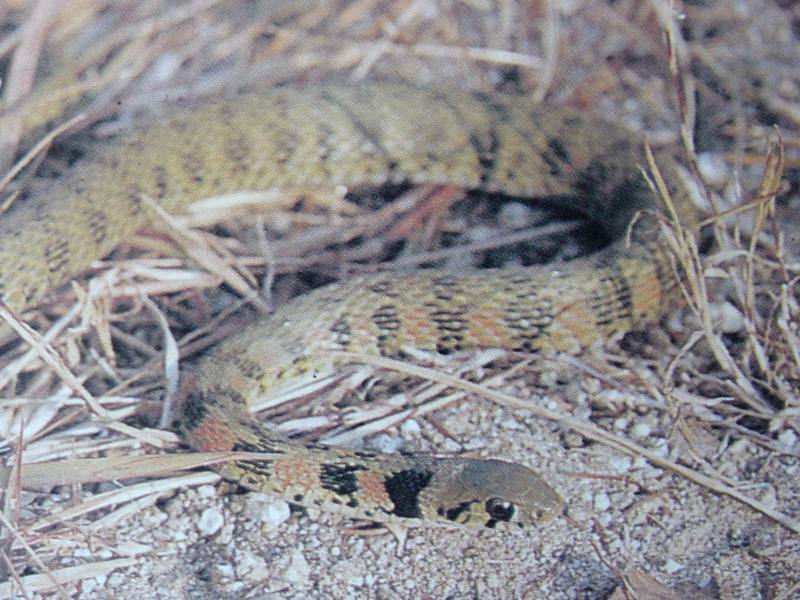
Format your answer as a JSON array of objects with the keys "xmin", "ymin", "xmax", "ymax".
[{"xmin": 1, "ymin": 1, "xmax": 799, "ymax": 598}]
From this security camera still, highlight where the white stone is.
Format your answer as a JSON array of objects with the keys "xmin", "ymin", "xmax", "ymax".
[
  {"xmin": 463, "ymin": 437, "xmax": 489, "ymax": 451},
  {"xmin": 696, "ymin": 153, "xmax": 729, "ymax": 187},
  {"xmin": 664, "ymin": 559, "xmax": 684, "ymax": 574},
  {"xmin": 196, "ymin": 485, "xmax": 217, "ymax": 498},
  {"xmin": 613, "ymin": 417, "xmax": 629, "ymax": 431},
  {"xmin": 285, "ymin": 549, "xmax": 311, "ymax": 586},
  {"xmin": 197, "ymin": 508, "xmax": 224, "ymax": 536},
  {"xmin": 652, "ymin": 439, "xmax": 670, "ymax": 458},
  {"xmin": 593, "ymin": 492, "xmax": 611, "ymax": 512},
  {"xmin": 631, "ymin": 422, "xmax": 652, "ymax": 438},
  {"xmin": 608, "ymin": 456, "xmax": 632, "ymax": 474},
  {"xmin": 778, "ymin": 429, "xmax": 797, "ymax": 448},
  {"xmin": 239, "ymin": 550, "xmax": 269, "ymax": 582},
  {"xmin": 497, "ymin": 201, "xmax": 537, "ymax": 227},
  {"xmin": 263, "ymin": 500, "xmax": 291, "ymax": 528},
  {"xmin": 217, "ymin": 564, "xmax": 235, "ymax": 579},
  {"xmin": 642, "ymin": 464, "xmax": 664, "ymax": 479},
  {"xmin": 400, "ymin": 419, "xmax": 421, "ymax": 435},
  {"xmin": 728, "ymin": 438, "xmax": 749, "ymax": 454},
  {"xmin": 366, "ymin": 433, "xmax": 403, "ymax": 453},
  {"xmin": 538, "ymin": 370, "xmax": 559, "ymax": 388},
  {"xmin": 711, "ymin": 302, "xmax": 745, "ymax": 334},
  {"xmin": 759, "ymin": 484, "xmax": 778, "ymax": 509}
]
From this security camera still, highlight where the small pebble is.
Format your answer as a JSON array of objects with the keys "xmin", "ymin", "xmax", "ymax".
[
  {"xmin": 631, "ymin": 422, "xmax": 652, "ymax": 438},
  {"xmin": 400, "ymin": 419, "xmax": 421, "ymax": 435},
  {"xmin": 239, "ymin": 550, "xmax": 269, "ymax": 582},
  {"xmin": 728, "ymin": 438, "xmax": 749, "ymax": 454},
  {"xmin": 759, "ymin": 485, "xmax": 778, "ymax": 509},
  {"xmin": 652, "ymin": 440, "xmax": 670, "ymax": 458},
  {"xmin": 710, "ymin": 302, "xmax": 745, "ymax": 334},
  {"xmin": 613, "ymin": 417, "xmax": 629, "ymax": 431},
  {"xmin": 463, "ymin": 436, "xmax": 489, "ymax": 451},
  {"xmin": 217, "ymin": 564, "xmax": 235, "ymax": 579},
  {"xmin": 608, "ymin": 456, "xmax": 632, "ymax": 474},
  {"xmin": 777, "ymin": 429, "xmax": 797, "ymax": 448},
  {"xmin": 538, "ymin": 370, "xmax": 559, "ymax": 388},
  {"xmin": 196, "ymin": 485, "xmax": 217, "ymax": 498},
  {"xmin": 593, "ymin": 492, "xmax": 611, "ymax": 512},
  {"xmin": 696, "ymin": 152, "xmax": 729, "ymax": 187},
  {"xmin": 285, "ymin": 549, "xmax": 311, "ymax": 586},
  {"xmin": 366, "ymin": 433, "xmax": 403, "ymax": 453},
  {"xmin": 497, "ymin": 201, "xmax": 538, "ymax": 227},
  {"xmin": 262, "ymin": 500, "xmax": 291, "ymax": 528},
  {"xmin": 664, "ymin": 559, "xmax": 684, "ymax": 574},
  {"xmin": 197, "ymin": 508, "xmax": 224, "ymax": 536},
  {"xmin": 563, "ymin": 431, "xmax": 586, "ymax": 448}
]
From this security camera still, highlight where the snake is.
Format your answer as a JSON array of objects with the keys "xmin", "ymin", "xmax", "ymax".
[{"xmin": 0, "ymin": 83, "xmax": 697, "ymax": 530}]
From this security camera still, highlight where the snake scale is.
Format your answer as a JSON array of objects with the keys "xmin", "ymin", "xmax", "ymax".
[{"xmin": 1, "ymin": 84, "xmax": 696, "ymax": 529}]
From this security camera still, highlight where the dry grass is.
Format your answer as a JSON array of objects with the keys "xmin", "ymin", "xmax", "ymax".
[{"xmin": 0, "ymin": 0, "xmax": 798, "ymax": 597}]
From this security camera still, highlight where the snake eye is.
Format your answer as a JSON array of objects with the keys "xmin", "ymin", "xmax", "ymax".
[{"xmin": 484, "ymin": 497, "xmax": 515, "ymax": 522}]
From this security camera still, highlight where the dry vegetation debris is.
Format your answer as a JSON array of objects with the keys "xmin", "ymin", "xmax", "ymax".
[{"xmin": 0, "ymin": 0, "xmax": 798, "ymax": 598}]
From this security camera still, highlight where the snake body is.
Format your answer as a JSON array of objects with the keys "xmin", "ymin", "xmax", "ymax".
[{"xmin": 1, "ymin": 84, "xmax": 695, "ymax": 529}]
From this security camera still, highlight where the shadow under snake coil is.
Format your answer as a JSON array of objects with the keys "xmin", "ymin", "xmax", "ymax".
[{"xmin": 0, "ymin": 84, "xmax": 698, "ymax": 530}]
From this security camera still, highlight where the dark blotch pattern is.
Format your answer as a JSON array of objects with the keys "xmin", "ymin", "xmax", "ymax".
[
  {"xmin": 319, "ymin": 463, "xmax": 368, "ymax": 496},
  {"xmin": 89, "ymin": 210, "xmax": 108, "ymax": 245},
  {"xmin": 44, "ymin": 240, "xmax": 70, "ymax": 274},
  {"xmin": 329, "ymin": 317, "xmax": 352, "ymax": 348},
  {"xmin": 383, "ymin": 468, "xmax": 434, "ymax": 519},
  {"xmin": 444, "ymin": 500, "xmax": 474, "ymax": 523},
  {"xmin": 181, "ymin": 390, "xmax": 209, "ymax": 430}
]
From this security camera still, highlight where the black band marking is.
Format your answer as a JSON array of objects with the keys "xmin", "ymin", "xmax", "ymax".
[{"xmin": 383, "ymin": 468, "xmax": 434, "ymax": 519}]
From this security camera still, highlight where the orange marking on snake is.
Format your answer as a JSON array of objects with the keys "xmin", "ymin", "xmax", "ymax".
[
  {"xmin": 271, "ymin": 456, "xmax": 319, "ymax": 492},
  {"xmin": 189, "ymin": 417, "xmax": 238, "ymax": 452},
  {"xmin": 355, "ymin": 469, "xmax": 393, "ymax": 508},
  {"xmin": 469, "ymin": 305, "xmax": 511, "ymax": 346}
]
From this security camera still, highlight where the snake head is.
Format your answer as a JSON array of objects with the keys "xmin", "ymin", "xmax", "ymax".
[{"xmin": 430, "ymin": 459, "xmax": 563, "ymax": 529}]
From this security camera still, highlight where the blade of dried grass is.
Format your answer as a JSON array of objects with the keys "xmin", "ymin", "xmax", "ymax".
[
  {"xmin": 531, "ymin": 0, "xmax": 559, "ymax": 103},
  {"xmin": 0, "ymin": 558, "xmax": 136, "ymax": 597},
  {"xmin": 25, "ymin": 472, "xmax": 218, "ymax": 535},
  {"xmin": 14, "ymin": 451, "xmax": 276, "ymax": 536},
  {"xmin": 1, "ymin": 453, "xmax": 231, "ymax": 489},
  {"xmin": 743, "ymin": 136, "xmax": 785, "ymax": 386}
]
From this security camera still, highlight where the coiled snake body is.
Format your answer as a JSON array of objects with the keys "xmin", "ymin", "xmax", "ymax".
[{"xmin": 1, "ymin": 84, "xmax": 695, "ymax": 529}]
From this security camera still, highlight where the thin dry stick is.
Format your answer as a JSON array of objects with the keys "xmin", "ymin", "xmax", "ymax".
[
  {"xmin": 328, "ymin": 351, "xmax": 800, "ymax": 534},
  {"xmin": 0, "ymin": 559, "xmax": 136, "ymax": 598},
  {"xmin": 532, "ymin": 0, "xmax": 559, "ymax": 103}
]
